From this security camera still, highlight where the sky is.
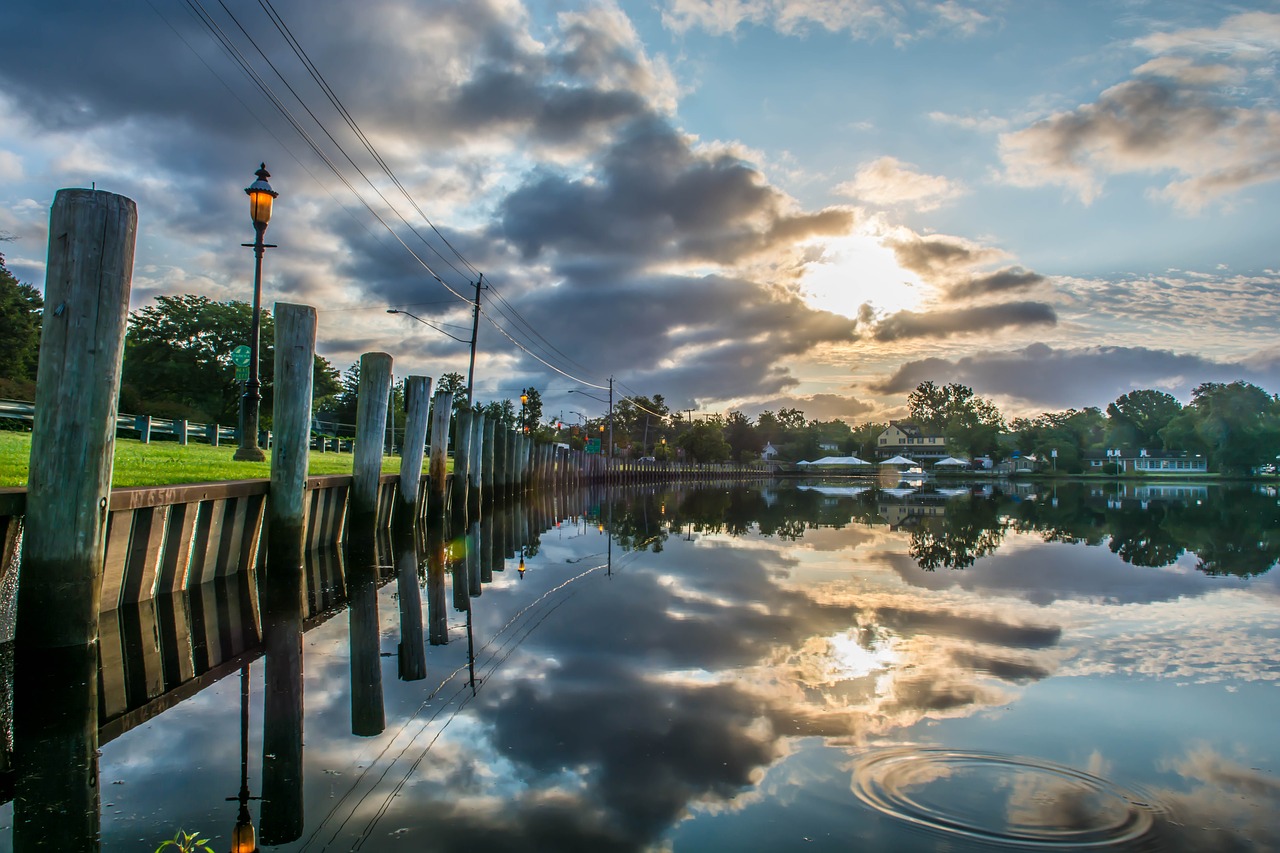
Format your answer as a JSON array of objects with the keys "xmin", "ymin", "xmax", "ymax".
[{"xmin": 3, "ymin": 0, "xmax": 1279, "ymax": 425}]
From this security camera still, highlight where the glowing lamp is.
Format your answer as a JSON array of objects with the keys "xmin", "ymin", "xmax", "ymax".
[{"xmin": 245, "ymin": 163, "xmax": 278, "ymax": 228}]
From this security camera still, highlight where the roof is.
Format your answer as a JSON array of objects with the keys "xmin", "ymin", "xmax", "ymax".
[{"xmin": 885, "ymin": 420, "xmax": 945, "ymax": 439}]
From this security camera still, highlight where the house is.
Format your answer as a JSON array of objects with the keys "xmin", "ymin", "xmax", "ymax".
[
  {"xmin": 762, "ymin": 442, "xmax": 779, "ymax": 460},
  {"xmin": 1083, "ymin": 449, "xmax": 1208, "ymax": 474},
  {"xmin": 817, "ymin": 441, "xmax": 841, "ymax": 452},
  {"xmin": 877, "ymin": 421, "xmax": 949, "ymax": 462},
  {"xmin": 994, "ymin": 455, "xmax": 1039, "ymax": 475}
]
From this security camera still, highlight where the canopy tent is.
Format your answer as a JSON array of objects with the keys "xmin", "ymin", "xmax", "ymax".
[
  {"xmin": 880, "ymin": 455, "xmax": 919, "ymax": 466},
  {"xmin": 933, "ymin": 456, "xmax": 970, "ymax": 467},
  {"xmin": 798, "ymin": 455, "xmax": 872, "ymax": 467}
]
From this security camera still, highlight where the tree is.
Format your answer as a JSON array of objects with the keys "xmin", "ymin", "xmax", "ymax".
[
  {"xmin": 0, "ymin": 250, "xmax": 43, "ymax": 394},
  {"xmin": 850, "ymin": 421, "xmax": 887, "ymax": 459},
  {"xmin": 908, "ymin": 381, "xmax": 1005, "ymax": 458},
  {"xmin": 1106, "ymin": 389, "xmax": 1183, "ymax": 448},
  {"xmin": 518, "ymin": 387, "xmax": 543, "ymax": 434},
  {"xmin": 437, "ymin": 371, "xmax": 468, "ymax": 412},
  {"xmin": 724, "ymin": 410, "xmax": 757, "ymax": 461},
  {"xmin": 1160, "ymin": 381, "xmax": 1280, "ymax": 475},
  {"xmin": 1010, "ymin": 407, "xmax": 1106, "ymax": 473},
  {"xmin": 677, "ymin": 420, "xmax": 731, "ymax": 463},
  {"xmin": 120, "ymin": 294, "xmax": 339, "ymax": 426}
]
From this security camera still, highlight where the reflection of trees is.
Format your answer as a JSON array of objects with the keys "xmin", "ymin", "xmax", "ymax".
[
  {"xmin": 606, "ymin": 482, "xmax": 1279, "ymax": 578},
  {"xmin": 908, "ymin": 497, "xmax": 1006, "ymax": 570}
]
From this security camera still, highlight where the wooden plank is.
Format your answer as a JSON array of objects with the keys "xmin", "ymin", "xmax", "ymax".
[
  {"xmin": 99, "ymin": 509, "xmax": 134, "ymax": 614},
  {"xmin": 156, "ymin": 590, "xmax": 195, "ymax": 690},
  {"xmin": 97, "ymin": 608, "xmax": 128, "ymax": 720},
  {"xmin": 157, "ymin": 502, "xmax": 197, "ymax": 594},
  {"xmin": 122, "ymin": 505, "xmax": 168, "ymax": 604}
]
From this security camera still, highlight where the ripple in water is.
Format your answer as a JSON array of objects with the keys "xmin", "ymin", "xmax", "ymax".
[{"xmin": 851, "ymin": 748, "xmax": 1162, "ymax": 848}]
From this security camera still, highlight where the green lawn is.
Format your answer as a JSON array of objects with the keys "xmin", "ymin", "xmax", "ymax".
[{"xmin": 0, "ymin": 432, "xmax": 402, "ymax": 488}]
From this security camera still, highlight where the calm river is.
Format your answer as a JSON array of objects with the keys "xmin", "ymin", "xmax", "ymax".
[{"xmin": 1, "ymin": 478, "xmax": 1277, "ymax": 851}]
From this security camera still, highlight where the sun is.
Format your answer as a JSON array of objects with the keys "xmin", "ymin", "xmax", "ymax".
[{"xmin": 800, "ymin": 233, "xmax": 926, "ymax": 318}]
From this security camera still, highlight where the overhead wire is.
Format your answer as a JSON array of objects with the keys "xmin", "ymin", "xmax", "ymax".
[{"xmin": 177, "ymin": 0, "xmax": 641, "ymax": 389}]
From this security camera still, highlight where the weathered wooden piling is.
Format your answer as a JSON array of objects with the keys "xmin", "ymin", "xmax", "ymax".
[
  {"xmin": 468, "ymin": 412, "xmax": 485, "ymax": 510},
  {"xmin": 482, "ymin": 417, "xmax": 497, "ymax": 497},
  {"xmin": 398, "ymin": 375, "xmax": 433, "ymax": 521},
  {"xmin": 453, "ymin": 409, "xmax": 473, "ymax": 511},
  {"xmin": 350, "ymin": 352, "xmax": 393, "ymax": 530},
  {"xmin": 268, "ymin": 303, "xmax": 316, "ymax": 556},
  {"xmin": 18, "ymin": 188, "xmax": 136, "ymax": 651},
  {"xmin": 348, "ymin": 539, "xmax": 385, "ymax": 737},
  {"xmin": 259, "ymin": 558, "xmax": 305, "ymax": 845},
  {"xmin": 427, "ymin": 391, "xmax": 454, "ymax": 514}
]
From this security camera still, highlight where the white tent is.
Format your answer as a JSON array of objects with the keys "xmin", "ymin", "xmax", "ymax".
[
  {"xmin": 880, "ymin": 455, "xmax": 919, "ymax": 466},
  {"xmin": 933, "ymin": 456, "xmax": 969, "ymax": 467},
  {"xmin": 798, "ymin": 455, "xmax": 871, "ymax": 467}
]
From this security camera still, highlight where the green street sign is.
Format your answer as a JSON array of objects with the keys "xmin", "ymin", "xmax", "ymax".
[
  {"xmin": 585, "ymin": 438, "xmax": 601, "ymax": 454},
  {"xmin": 235, "ymin": 365, "xmax": 249, "ymax": 382},
  {"xmin": 230, "ymin": 345, "xmax": 252, "ymax": 367}
]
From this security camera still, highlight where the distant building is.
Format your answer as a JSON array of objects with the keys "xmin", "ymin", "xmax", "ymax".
[
  {"xmin": 877, "ymin": 421, "xmax": 948, "ymax": 461},
  {"xmin": 817, "ymin": 440, "xmax": 840, "ymax": 452},
  {"xmin": 1083, "ymin": 448, "xmax": 1209, "ymax": 474},
  {"xmin": 762, "ymin": 441, "xmax": 779, "ymax": 460}
]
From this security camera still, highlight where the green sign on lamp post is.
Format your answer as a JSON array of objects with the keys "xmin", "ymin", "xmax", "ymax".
[{"xmin": 231, "ymin": 344, "xmax": 251, "ymax": 382}]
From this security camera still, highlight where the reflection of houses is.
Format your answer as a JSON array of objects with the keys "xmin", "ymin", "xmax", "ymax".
[
  {"xmin": 876, "ymin": 490, "xmax": 953, "ymax": 530},
  {"xmin": 877, "ymin": 422, "xmax": 948, "ymax": 462},
  {"xmin": 1117, "ymin": 483, "xmax": 1210, "ymax": 503},
  {"xmin": 1084, "ymin": 449, "xmax": 1209, "ymax": 474}
]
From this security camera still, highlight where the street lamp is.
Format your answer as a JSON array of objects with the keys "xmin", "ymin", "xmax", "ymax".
[
  {"xmin": 226, "ymin": 666, "xmax": 259, "ymax": 852},
  {"xmin": 235, "ymin": 163, "xmax": 278, "ymax": 462},
  {"xmin": 520, "ymin": 391, "xmax": 528, "ymax": 434}
]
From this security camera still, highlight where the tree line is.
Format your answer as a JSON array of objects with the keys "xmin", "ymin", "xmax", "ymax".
[{"xmin": 1, "ymin": 287, "xmax": 1277, "ymax": 473}]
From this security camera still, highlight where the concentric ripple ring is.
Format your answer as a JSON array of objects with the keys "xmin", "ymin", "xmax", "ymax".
[{"xmin": 851, "ymin": 748, "xmax": 1161, "ymax": 848}]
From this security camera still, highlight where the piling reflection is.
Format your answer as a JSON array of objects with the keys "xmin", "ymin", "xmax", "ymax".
[
  {"xmin": 13, "ymin": 643, "xmax": 99, "ymax": 851},
  {"xmin": 394, "ymin": 525, "xmax": 427, "ymax": 682},
  {"xmin": 345, "ymin": 535, "xmax": 385, "ymax": 737},
  {"xmin": 258, "ymin": 553, "xmax": 304, "ymax": 845}
]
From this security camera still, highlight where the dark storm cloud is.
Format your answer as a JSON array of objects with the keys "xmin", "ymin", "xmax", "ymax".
[
  {"xmin": 869, "ymin": 342, "xmax": 1280, "ymax": 408},
  {"xmin": 869, "ymin": 301, "xmax": 1057, "ymax": 341},
  {"xmin": 888, "ymin": 233, "xmax": 1001, "ymax": 278},
  {"xmin": 947, "ymin": 267, "xmax": 1047, "ymax": 300},
  {"xmin": 500, "ymin": 115, "xmax": 853, "ymax": 264}
]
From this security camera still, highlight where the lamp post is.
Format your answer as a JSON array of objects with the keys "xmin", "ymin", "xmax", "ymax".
[
  {"xmin": 235, "ymin": 164, "xmax": 278, "ymax": 462},
  {"xmin": 520, "ymin": 391, "xmax": 528, "ymax": 435},
  {"xmin": 227, "ymin": 665, "xmax": 259, "ymax": 852}
]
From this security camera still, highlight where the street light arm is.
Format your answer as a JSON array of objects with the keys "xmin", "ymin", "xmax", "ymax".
[{"xmin": 568, "ymin": 389, "xmax": 609, "ymax": 404}]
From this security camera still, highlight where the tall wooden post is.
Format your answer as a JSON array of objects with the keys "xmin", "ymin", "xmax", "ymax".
[
  {"xmin": 268, "ymin": 303, "xmax": 316, "ymax": 559},
  {"xmin": 453, "ymin": 409, "xmax": 473, "ymax": 512},
  {"xmin": 19, "ymin": 189, "xmax": 136, "ymax": 651},
  {"xmin": 350, "ymin": 352, "xmax": 392, "ymax": 530},
  {"xmin": 482, "ymin": 417, "xmax": 497, "ymax": 498},
  {"xmin": 468, "ymin": 412, "xmax": 485, "ymax": 511},
  {"xmin": 398, "ymin": 375, "xmax": 432, "ymax": 521},
  {"xmin": 427, "ymin": 391, "xmax": 454, "ymax": 514}
]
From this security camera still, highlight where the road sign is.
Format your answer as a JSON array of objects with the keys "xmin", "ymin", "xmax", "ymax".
[
  {"xmin": 230, "ymin": 345, "xmax": 252, "ymax": 367},
  {"xmin": 235, "ymin": 365, "xmax": 249, "ymax": 382},
  {"xmin": 585, "ymin": 438, "xmax": 601, "ymax": 454}
]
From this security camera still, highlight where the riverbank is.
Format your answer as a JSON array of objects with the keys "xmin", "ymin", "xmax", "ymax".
[{"xmin": 0, "ymin": 431, "xmax": 401, "ymax": 488}]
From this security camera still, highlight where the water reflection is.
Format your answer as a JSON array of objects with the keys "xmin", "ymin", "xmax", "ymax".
[{"xmin": 1, "ymin": 480, "xmax": 1278, "ymax": 852}]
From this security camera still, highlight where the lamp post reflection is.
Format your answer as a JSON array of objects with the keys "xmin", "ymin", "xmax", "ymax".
[{"xmin": 227, "ymin": 665, "xmax": 260, "ymax": 853}]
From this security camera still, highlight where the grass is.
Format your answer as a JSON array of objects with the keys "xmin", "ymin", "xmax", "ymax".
[{"xmin": 0, "ymin": 431, "xmax": 402, "ymax": 488}]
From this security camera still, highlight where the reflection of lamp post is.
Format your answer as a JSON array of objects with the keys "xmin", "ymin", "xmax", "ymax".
[
  {"xmin": 235, "ymin": 164, "xmax": 278, "ymax": 462},
  {"xmin": 518, "ymin": 547, "xmax": 526, "ymax": 579},
  {"xmin": 227, "ymin": 666, "xmax": 259, "ymax": 852}
]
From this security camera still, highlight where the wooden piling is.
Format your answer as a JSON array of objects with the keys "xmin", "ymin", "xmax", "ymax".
[
  {"xmin": 268, "ymin": 303, "xmax": 316, "ymax": 559},
  {"xmin": 398, "ymin": 375, "xmax": 432, "ymax": 520},
  {"xmin": 468, "ymin": 412, "xmax": 485, "ymax": 510},
  {"xmin": 482, "ymin": 417, "xmax": 497, "ymax": 497},
  {"xmin": 350, "ymin": 352, "xmax": 392, "ymax": 529},
  {"xmin": 19, "ymin": 188, "xmax": 136, "ymax": 650},
  {"xmin": 453, "ymin": 409, "xmax": 473, "ymax": 512},
  {"xmin": 427, "ymin": 391, "xmax": 454, "ymax": 514}
]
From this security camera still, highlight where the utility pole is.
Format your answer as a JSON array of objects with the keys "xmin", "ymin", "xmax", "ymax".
[
  {"xmin": 466, "ymin": 274, "xmax": 484, "ymax": 408},
  {"xmin": 607, "ymin": 376, "xmax": 614, "ymax": 464}
]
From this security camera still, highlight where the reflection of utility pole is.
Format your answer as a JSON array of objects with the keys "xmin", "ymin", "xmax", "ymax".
[{"xmin": 608, "ymin": 376, "xmax": 614, "ymax": 463}]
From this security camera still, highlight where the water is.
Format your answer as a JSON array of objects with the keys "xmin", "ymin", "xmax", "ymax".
[{"xmin": 1, "ymin": 479, "xmax": 1278, "ymax": 851}]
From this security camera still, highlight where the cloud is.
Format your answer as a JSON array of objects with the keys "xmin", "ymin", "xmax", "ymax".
[
  {"xmin": 867, "ymin": 301, "xmax": 1057, "ymax": 342},
  {"xmin": 999, "ymin": 12, "xmax": 1280, "ymax": 211},
  {"xmin": 869, "ymin": 342, "xmax": 1280, "ymax": 410},
  {"xmin": 661, "ymin": 0, "xmax": 994, "ymax": 43},
  {"xmin": 835, "ymin": 156, "xmax": 966, "ymax": 211}
]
